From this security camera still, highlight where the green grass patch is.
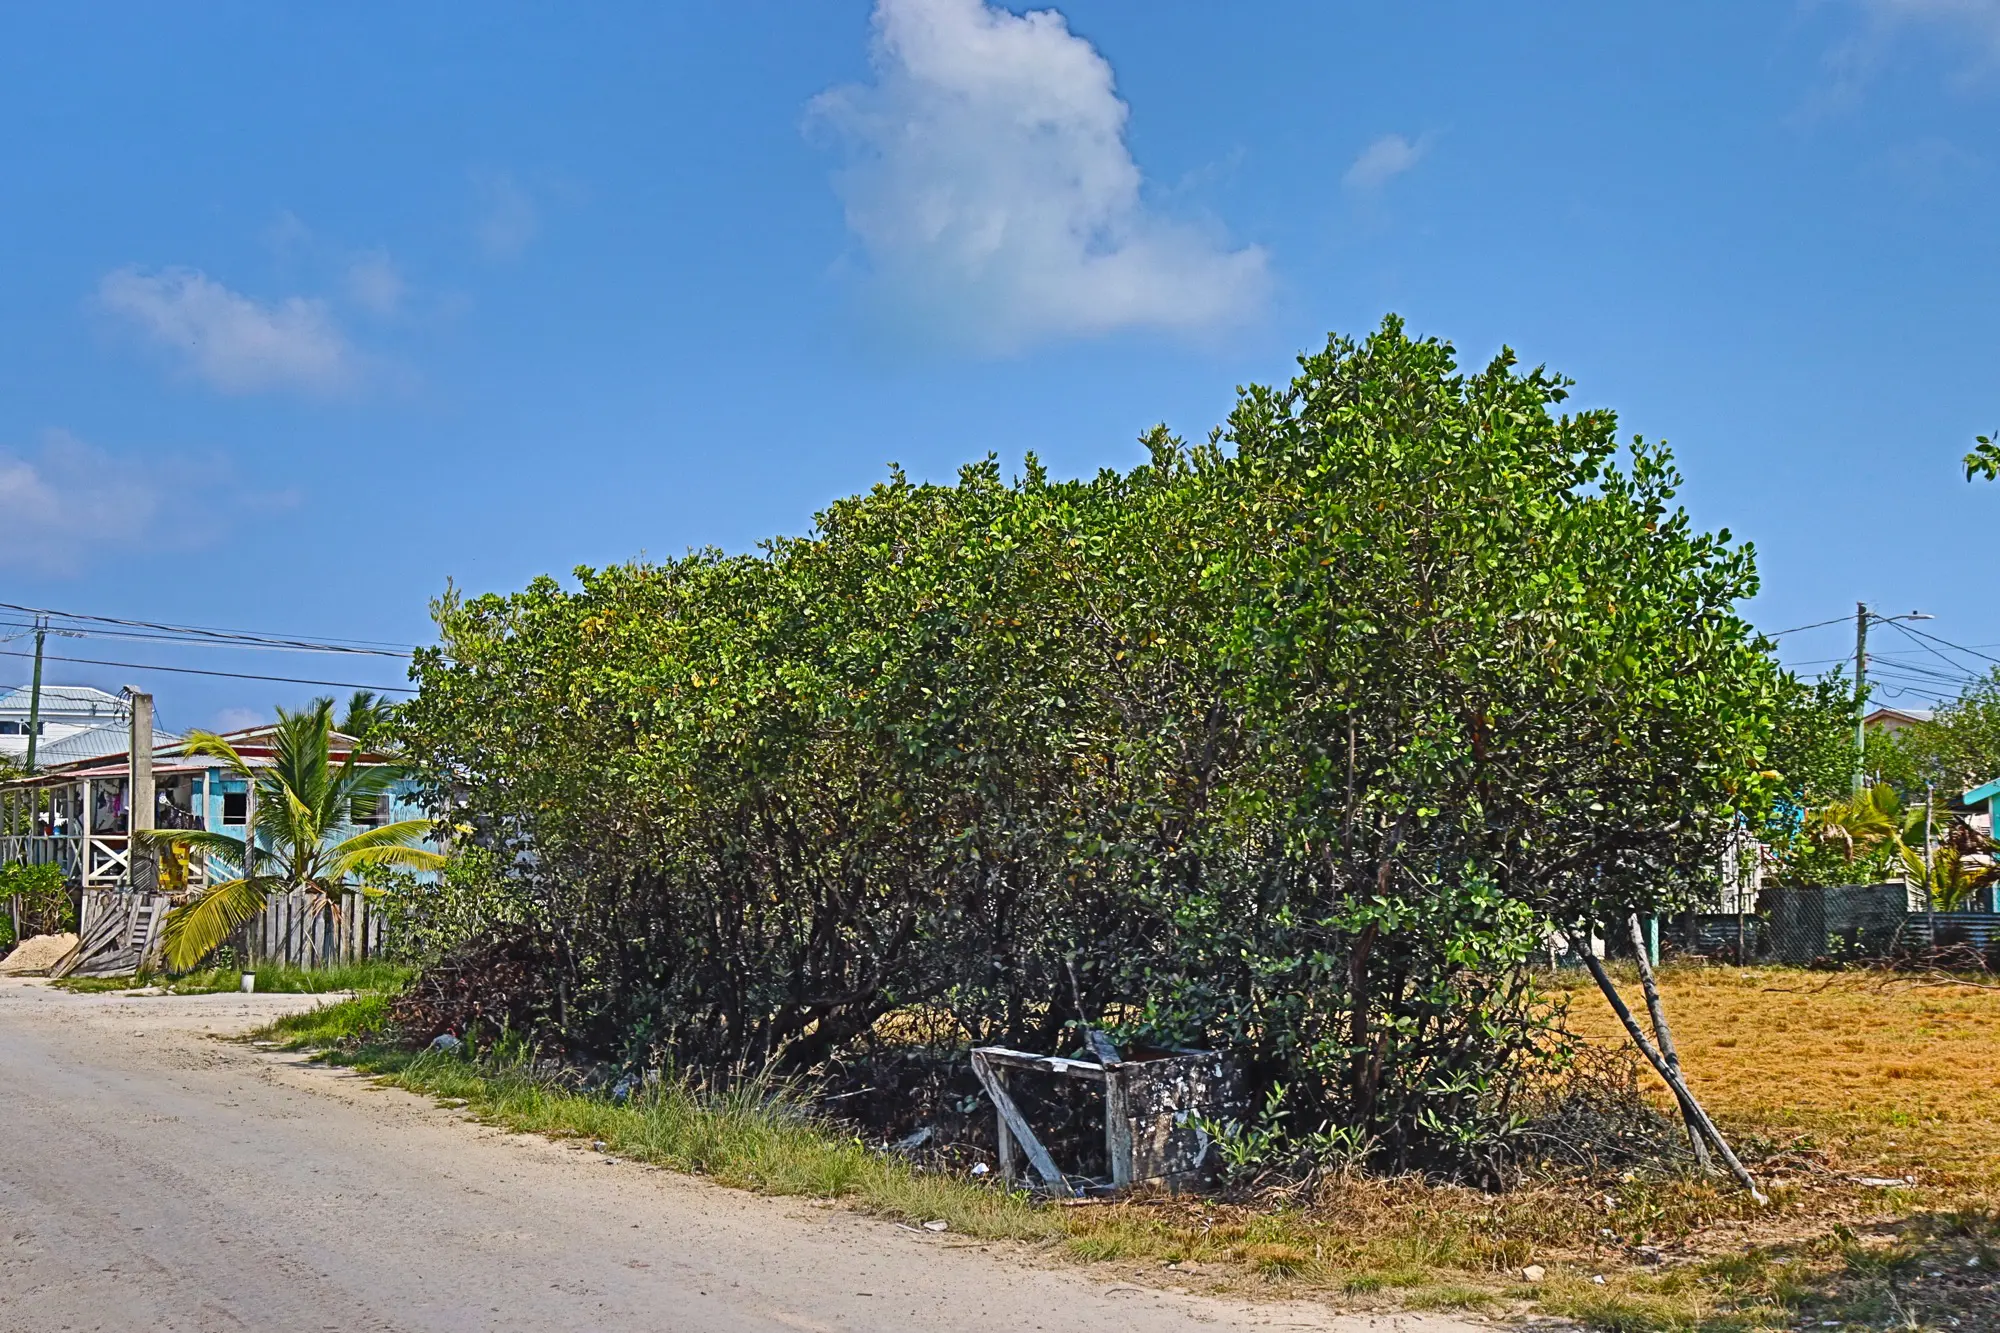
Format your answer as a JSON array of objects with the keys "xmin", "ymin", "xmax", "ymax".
[
  {"xmin": 49, "ymin": 974, "xmax": 150, "ymax": 993},
  {"xmin": 250, "ymin": 997, "xmax": 1061, "ymax": 1244},
  {"xmin": 258, "ymin": 992, "xmax": 397, "ymax": 1047}
]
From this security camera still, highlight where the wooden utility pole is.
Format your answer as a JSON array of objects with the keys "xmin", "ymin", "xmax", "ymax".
[
  {"xmin": 23, "ymin": 615, "xmax": 46, "ymax": 775},
  {"xmin": 1853, "ymin": 602, "xmax": 1869, "ymax": 794}
]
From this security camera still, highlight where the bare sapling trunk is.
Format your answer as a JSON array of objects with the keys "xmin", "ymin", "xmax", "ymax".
[
  {"xmin": 1626, "ymin": 914, "xmax": 1712, "ymax": 1172},
  {"xmin": 1567, "ymin": 932, "xmax": 1767, "ymax": 1204}
]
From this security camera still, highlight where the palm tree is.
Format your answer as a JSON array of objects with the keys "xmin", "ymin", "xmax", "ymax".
[
  {"xmin": 1809, "ymin": 784, "xmax": 1924, "ymax": 861},
  {"xmin": 1899, "ymin": 842, "xmax": 2000, "ymax": 913},
  {"xmin": 141, "ymin": 700, "xmax": 444, "ymax": 971},
  {"xmin": 308, "ymin": 689, "xmax": 399, "ymax": 752}
]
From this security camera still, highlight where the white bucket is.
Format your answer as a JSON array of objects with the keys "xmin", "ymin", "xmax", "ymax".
[{"xmin": 240, "ymin": 973, "xmax": 256, "ymax": 993}]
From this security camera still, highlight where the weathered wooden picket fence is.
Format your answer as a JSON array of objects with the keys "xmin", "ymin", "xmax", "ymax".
[
  {"xmin": 235, "ymin": 888, "xmax": 388, "ymax": 966},
  {"xmin": 74, "ymin": 886, "xmax": 389, "ymax": 968}
]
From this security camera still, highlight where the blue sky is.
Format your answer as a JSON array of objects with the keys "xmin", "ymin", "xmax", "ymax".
[{"xmin": 3, "ymin": 1, "xmax": 2000, "ymax": 730}]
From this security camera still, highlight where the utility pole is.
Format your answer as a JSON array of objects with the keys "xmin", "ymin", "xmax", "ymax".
[
  {"xmin": 23, "ymin": 614, "xmax": 46, "ymax": 775},
  {"xmin": 128, "ymin": 690, "xmax": 156, "ymax": 892},
  {"xmin": 1853, "ymin": 602, "xmax": 1869, "ymax": 794}
]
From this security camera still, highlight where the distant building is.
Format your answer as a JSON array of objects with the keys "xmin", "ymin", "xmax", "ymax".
[
  {"xmin": 0, "ymin": 685, "xmax": 181, "ymax": 767},
  {"xmin": 1864, "ymin": 706, "xmax": 1935, "ymax": 737},
  {"xmin": 0, "ymin": 719, "xmax": 427, "ymax": 891}
]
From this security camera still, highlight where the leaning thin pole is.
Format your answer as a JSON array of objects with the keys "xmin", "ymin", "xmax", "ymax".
[
  {"xmin": 1626, "ymin": 915, "xmax": 1711, "ymax": 1171},
  {"xmin": 1569, "ymin": 932, "xmax": 1765, "ymax": 1203}
]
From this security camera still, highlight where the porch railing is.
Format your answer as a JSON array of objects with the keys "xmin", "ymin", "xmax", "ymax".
[{"xmin": 0, "ymin": 830, "xmax": 209, "ymax": 891}]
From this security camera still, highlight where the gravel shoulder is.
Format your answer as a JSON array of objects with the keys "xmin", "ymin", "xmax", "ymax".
[{"xmin": 0, "ymin": 977, "xmax": 1489, "ymax": 1333}]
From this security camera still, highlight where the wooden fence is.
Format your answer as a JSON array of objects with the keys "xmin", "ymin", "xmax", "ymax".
[
  {"xmin": 235, "ymin": 888, "xmax": 388, "ymax": 966},
  {"xmin": 76, "ymin": 887, "xmax": 390, "ymax": 968}
]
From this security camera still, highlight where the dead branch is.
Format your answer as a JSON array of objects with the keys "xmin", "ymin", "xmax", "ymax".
[
  {"xmin": 1567, "ymin": 932, "xmax": 1767, "ymax": 1204},
  {"xmin": 1626, "ymin": 914, "xmax": 1711, "ymax": 1172}
]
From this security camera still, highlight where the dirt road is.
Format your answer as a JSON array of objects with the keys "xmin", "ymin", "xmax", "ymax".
[{"xmin": 0, "ymin": 978, "xmax": 1489, "ymax": 1333}]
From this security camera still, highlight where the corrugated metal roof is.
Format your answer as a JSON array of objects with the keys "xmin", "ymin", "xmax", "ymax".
[
  {"xmin": 28, "ymin": 720, "xmax": 184, "ymax": 767},
  {"xmin": 0, "ymin": 684, "xmax": 128, "ymax": 716}
]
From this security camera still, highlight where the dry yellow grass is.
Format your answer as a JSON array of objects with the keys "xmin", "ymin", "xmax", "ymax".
[
  {"xmin": 1558, "ymin": 964, "xmax": 2000, "ymax": 1198},
  {"xmin": 1053, "ymin": 964, "xmax": 2000, "ymax": 1328}
]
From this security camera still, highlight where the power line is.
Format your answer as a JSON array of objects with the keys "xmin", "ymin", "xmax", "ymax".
[
  {"xmin": 0, "ymin": 601, "xmax": 418, "ymax": 658},
  {"xmin": 1879, "ymin": 618, "xmax": 1985, "ymax": 678},
  {"xmin": 0, "ymin": 618, "xmax": 414, "ymax": 659},
  {"xmin": 1765, "ymin": 615, "xmax": 1854, "ymax": 638},
  {"xmin": 1892, "ymin": 622, "xmax": 2000, "ymax": 669},
  {"xmin": 0, "ymin": 647, "xmax": 415, "ymax": 694}
]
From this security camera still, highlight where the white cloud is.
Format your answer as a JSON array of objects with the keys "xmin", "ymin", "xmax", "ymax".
[
  {"xmin": 1344, "ymin": 133, "xmax": 1428, "ymax": 193},
  {"xmin": 1859, "ymin": 0, "xmax": 2000, "ymax": 44},
  {"xmin": 346, "ymin": 251, "xmax": 404, "ymax": 316},
  {"xmin": 0, "ymin": 432, "xmax": 248, "ymax": 576},
  {"xmin": 810, "ymin": 0, "xmax": 1267, "ymax": 350},
  {"xmin": 211, "ymin": 707, "xmax": 265, "ymax": 733},
  {"xmin": 98, "ymin": 266, "xmax": 355, "ymax": 395},
  {"xmin": 474, "ymin": 171, "xmax": 540, "ymax": 259},
  {"xmin": 1825, "ymin": 1, "xmax": 2000, "ymax": 91}
]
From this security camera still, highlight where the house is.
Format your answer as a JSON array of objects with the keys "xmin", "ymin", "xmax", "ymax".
[
  {"xmin": 0, "ymin": 714, "xmax": 427, "ymax": 892},
  {"xmin": 1964, "ymin": 777, "xmax": 2000, "ymax": 851},
  {"xmin": 0, "ymin": 684, "xmax": 181, "ymax": 767},
  {"xmin": 1864, "ymin": 706, "xmax": 1936, "ymax": 737}
]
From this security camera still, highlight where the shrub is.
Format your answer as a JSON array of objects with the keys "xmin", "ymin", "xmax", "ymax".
[
  {"xmin": 400, "ymin": 319, "xmax": 1782, "ymax": 1178},
  {"xmin": 0, "ymin": 861, "xmax": 72, "ymax": 949}
]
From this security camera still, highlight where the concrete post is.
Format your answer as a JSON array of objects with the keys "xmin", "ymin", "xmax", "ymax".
[{"xmin": 128, "ymin": 691, "xmax": 155, "ymax": 892}]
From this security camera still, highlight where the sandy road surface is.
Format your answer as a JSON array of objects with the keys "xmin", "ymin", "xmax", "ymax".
[{"xmin": 0, "ymin": 978, "xmax": 1490, "ymax": 1333}]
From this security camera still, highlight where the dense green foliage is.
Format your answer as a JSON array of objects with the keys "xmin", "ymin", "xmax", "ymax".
[
  {"xmin": 402, "ymin": 319, "xmax": 1786, "ymax": 1174},
  {"xmin": 0, "ymin": 859, "xmax": 70, "ymax": 950},
  {"xmin": 1758, "ymin": 672, "xmax": 1889, "ymax": 887}
]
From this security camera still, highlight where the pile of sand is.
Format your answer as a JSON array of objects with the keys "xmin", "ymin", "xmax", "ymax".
[{"xmin": 0, "ymin": 933, "xmax": 79, "ymax": 975}]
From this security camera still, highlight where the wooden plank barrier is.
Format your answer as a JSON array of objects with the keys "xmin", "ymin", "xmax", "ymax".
[{"xmin": 234, "ymin": 888, "xmax": 386, "ymax": 967}]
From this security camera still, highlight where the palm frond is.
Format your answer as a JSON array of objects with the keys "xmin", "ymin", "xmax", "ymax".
[
  {"xmin": 177, "ymin": 731, "xmax": 253, "ymax": 776},
  {"xmin": 334, "ymin": 818, "xmax": 435, "ymax": 853},
  {"xmin": 134, "ymin": 828, "xmax": 250, "ymax": 870},
  {"xmin": 160, "ymin": 877, "xmax": 274, "ymax": 971},
  {"xmin": 333, "ymin": 844, "xmax": 448, "ymax": 879}
]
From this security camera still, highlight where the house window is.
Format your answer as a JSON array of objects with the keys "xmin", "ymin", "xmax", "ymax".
[
  {"xmin": 222, "ymin": 792, "xmax": 248, "ymax": 825},
  {"xmin": 351, "ymin": 795, "xmax": 383, "ymax": 827},
  {"xmin": 0, "ymin": 722, "xmax": 17, "ymax": 735}
]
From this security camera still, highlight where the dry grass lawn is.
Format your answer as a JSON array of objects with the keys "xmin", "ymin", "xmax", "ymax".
[
  {"xmin": 1557, "ymin": 965, "xmax": 2000, "ymax": 1198},
  {"xmin": 276, "ymin": 965, "xmax": 2000, "ymax": 1330},
  {"xmin": 1055, "ymin": 964, "xmax": 2000, "ymax": 1329}
]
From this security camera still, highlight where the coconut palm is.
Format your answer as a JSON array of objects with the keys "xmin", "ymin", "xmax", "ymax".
[
  {"xmin": 1899, "ymin": 842, "xmax": 2000, "ymax": 913},
  {"xmin": 140, "ymin": 700, "xmax": 445, "ymax": 970},
  {"xmin": 1809, "ymin": 783, "xmax": 1924, "ymax": 861}
]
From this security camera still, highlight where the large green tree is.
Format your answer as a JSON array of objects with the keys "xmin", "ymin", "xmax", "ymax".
[{"xmin": 402, "ymin": 318, "xmax": 1785, "ymax": 1174}]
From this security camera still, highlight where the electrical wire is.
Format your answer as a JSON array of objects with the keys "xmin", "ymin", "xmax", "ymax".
[
  {"xmin": 0, "ymin": 618, "xmax": 415, "ymax": 659},
  {"xmin": 1764, "ymin": 615, "xmax": 1855, "ymax": 638},
  {"xmin": 0, "ymin": 647, "xmax": 415, "ymax": 693},
  {"xmin": 1890, "ymin": 622, "xmax": 2000, "ymax": 669},
  {"xmin": 0, "ymin": 601, "xmax": 418, "ymax": 658},
  {"xmin": 1881, "ymin": 618, "xmax": 1985, "ymax": 678}
]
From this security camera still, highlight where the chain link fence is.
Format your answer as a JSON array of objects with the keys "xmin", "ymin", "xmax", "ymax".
[{"xmin": 1669, "ymin": 884, "xmax": 2000, "ymax": 968}]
